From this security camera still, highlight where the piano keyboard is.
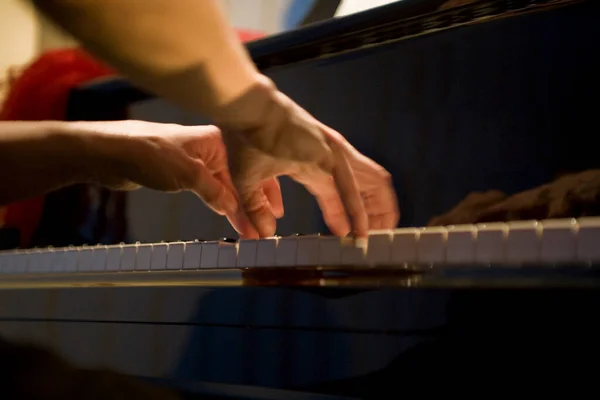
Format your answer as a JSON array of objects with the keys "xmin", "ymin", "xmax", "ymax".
[{"xmin": 1, "ymin": 217, "xmax": 599, "ymax": 274}]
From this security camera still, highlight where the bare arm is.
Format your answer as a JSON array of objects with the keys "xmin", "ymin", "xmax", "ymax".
[
  {"xmin": 0, "ymin": 121, "xmax": 110, "ymax": 205},
  {"xmin": 30, "ymin": 0, "xmax": 264, "ymax": 122}
]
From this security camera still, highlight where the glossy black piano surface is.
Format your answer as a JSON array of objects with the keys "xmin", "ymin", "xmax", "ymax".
[
  {"xmin": 2, "ymin": 0, "xmax": 599, "ymax": 398},
  {"xmin": 1, "ymin": 263, "xmax": 600, "ymax": 398}
]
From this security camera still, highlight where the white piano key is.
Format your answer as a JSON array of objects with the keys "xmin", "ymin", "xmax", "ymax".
[
  {"xmin": 92, "ymin": 246, "xmax": 107, "ymax": 271},
  {"xmin": 255, "ymin": 238, "xmax": 278, "ymax": 267},
  {"xmin": 318, "ymin": 236, "xmax": 343, "ymax": 265},
  {"xmin": 366, "ymin": 230, "xmax": 393, "ymax": 265},
  {"xmin": 200, "ymin": 241, "xmax": 219, "ymax": 269},
  {"xmin": 120, "ymin": 244, "xmax": 137, "ymax": 271},
  {"xmin": 340, "ymin": 237, "xmax": 367, "ymax": 265},
  {"xmin": 12, "ymin": 251, "xmax": 29, "ymax": 273},
  {"xmin": 45, "ymin": 249, "xmax": 57, "ymax": 272},
  {"xmin": 182, "ymin": 241, "xmax": 202, "ymax": 269},
  {"xmin": 217, "ymin": 243, "xmax": 238, "ymax": 268},
  {"xmin": 296, "ymin": 235, "xmax": 321, "ymax": 266},
  {"xmin": 26, "ymin": 250, "xmax": 40, "ymax": 273},
  {"xmin": 390, "ymin": 228, "xmax": 419, "ymax": 264},
  {"xmin": 26, "ymin": 249, "xmax": 46, "ymax": 273},
  {"xmin": 106, "ymin": 245, "xmax": 122, "ymax": 271},
  {"xmin": 275, "ymin": 236, "xmax": 298, "ymax": 267},
  {"xmin": 540, "ymin": 218, "xmax": 578, "ymax": 263},
  {"xmin": 4, "ymin": 253, "xmax": 19, "ymax": 274},
  {"xmin": 0, "ymin": 253, "xmax": 10, "ymax": 273},
  {"xmin": 446, "ymin": 225, "xmax": 477, "ymax": 264},
  {"xmin": 237, "ymin": 240, "xmax": 258, "ymax": 267},
  {"xmin": 577, "ymin": 217, "xmax": 600, "ymax": 262},
  {"xmin": 135, "ymin": 243, "xmax": 153, "ymax": 271},
  {"xmin": 506, "ymin": 220, "xmax": 542, "ymax": 264},
  {"xmin": 51, "ymin": 249, "xmax": 67, "ymax": 272},
  {"xmin": 475, "ymin": 222, "xmax": 508, "ymax": 263},
  {"xmin": 77, "ymin": 247, "xmax": 95, "ymax": 271},
  {"xmin": 166, "ymin": 242, "xmax": 185, "ymax": 270},
  {"xmin": 150, "ymin": 243, "xmax": 168, "ymax": 270},
  {"xmin": 63, "ymin": 247, "xmax": 79, "ymax": 272},
  {"xmin": 418, "ymin": 227, "xmax": 447, "ymax": 264}
]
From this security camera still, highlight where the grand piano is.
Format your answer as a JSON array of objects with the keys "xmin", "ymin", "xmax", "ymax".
[{"xmin": 1, "ymin": 0, "xmax": 600, "ymax": 398}]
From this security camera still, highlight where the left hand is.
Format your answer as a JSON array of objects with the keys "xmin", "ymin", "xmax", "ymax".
[{"xmin": 67, "ymin": 120, "xmax": 257, "ymax": 235}]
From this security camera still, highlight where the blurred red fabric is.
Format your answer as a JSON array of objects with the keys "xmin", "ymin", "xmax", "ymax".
[{"xmin": 0, "ymin": 48, "xmax": 115, "ymax": 247}]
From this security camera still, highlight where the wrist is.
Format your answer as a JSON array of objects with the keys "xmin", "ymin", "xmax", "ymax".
[
  {"xmin": 211, "ymin": 74, "xmax": 280, "ymax": 131},
  {"xmin": 58, "ymin": 122, "xmax": 129, "ymax": 186}
]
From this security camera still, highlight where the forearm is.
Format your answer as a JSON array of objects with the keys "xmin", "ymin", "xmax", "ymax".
[
  {"xmin": 0, "ymin": 121, "xmax": 104, "ymax": 205},
  {"xmin": 31, "ymin": 0, "xmax": 262, "ymax": 121}
]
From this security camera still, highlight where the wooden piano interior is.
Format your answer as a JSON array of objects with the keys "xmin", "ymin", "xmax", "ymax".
[{"xmin": 2, "ymin": 0, "xmax": 600, "ymax": 398}]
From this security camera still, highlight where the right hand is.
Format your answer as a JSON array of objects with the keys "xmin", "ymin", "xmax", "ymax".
[{"xmin": 216, "ymin": 75, "xmax": 400, "ymax": 238}]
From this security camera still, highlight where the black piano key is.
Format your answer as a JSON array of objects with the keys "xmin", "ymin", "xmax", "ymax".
[{"xmin": 220, "ymin": 237, "xmax": 238, "ymax": 243}]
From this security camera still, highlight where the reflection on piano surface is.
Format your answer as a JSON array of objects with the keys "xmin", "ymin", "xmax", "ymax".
[
  {"xmin": 429, "ymin": 169, "xmax": 600, "ymax": 225},
  {"xmin": 2, "ymin": 0, "xmax": 600, "ymax": 398}
]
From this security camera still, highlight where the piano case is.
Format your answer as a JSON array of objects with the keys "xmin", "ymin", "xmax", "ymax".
[{"xmin": 0, "ymin": 0, "xmax": 596, "ymax": 398}]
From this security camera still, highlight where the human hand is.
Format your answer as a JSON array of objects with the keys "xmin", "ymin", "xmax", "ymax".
[
  {"xmin": 66, "ymin": 120, "xmax": 257, "ymax": 235},
  {"xmin": 216, "ymin": 76, "xmax": 400, "ymax": 238},
  {"xmin": 428, "ymin": 170, "xmax": 600, "ymax": 226}
]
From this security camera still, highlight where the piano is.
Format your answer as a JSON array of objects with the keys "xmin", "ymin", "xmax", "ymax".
[{"xmin": 2, "ymin": 0, "xmax": 600, "ymax": 398}]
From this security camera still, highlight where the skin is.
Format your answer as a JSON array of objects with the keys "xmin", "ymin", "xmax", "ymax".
[
  {"xmin": 6, "ymin": 0, "xmax": 400, "ymax": 238},
  {"xmin": 0, "ymin": 120, "xmax": 398, "ymax": 238}
]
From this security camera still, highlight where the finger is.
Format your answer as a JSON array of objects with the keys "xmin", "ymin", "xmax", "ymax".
[
  {"xmin": 368, "ymin": 214, "xmax": 389, "ymax": 231},
  {"xmin": 214, "ymin": 170, "xmax": 259, "ymax": 239},
  {"xmin": 344, "ymin": 152, "xmax": 400, "ymax": 230},
  {"xmin": 320, "ymin": 124, "xmax": 398, "ymax": 232},
  {"xmin": 190, "ymin": 160, "xmax": 238, "ymax": 216},
  {"xmin": 238, "ymin": 186, "xmax": 277, "ymax": 237},
  {"xmin": 262, "ymin": 177, "xmax": 284, "ymax": 219},
  {"xmin": 329, "ymin": 145, "xmax": 368, "ymax": 238},
  {"xmin": 226, "ymin": 211, "xmax": 258, "ymax": 239},
  {"xmin": 362, "ymin": 187, "xmax": 400, "ymax": 230},
  {"xmin": 291, "ymin": 172, "xmax": 351, "ymax": 236},
  {"xmin": 316, "ymin": 193, "xmax": 352, "ymax": 236}
]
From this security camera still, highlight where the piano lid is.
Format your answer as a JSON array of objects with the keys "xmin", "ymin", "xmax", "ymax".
[{"xmin": 67, "ymin": 0, "xmax": 580, "ymax": 116}]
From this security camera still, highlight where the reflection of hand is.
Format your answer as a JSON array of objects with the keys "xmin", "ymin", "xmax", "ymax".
[
  {"xmin": 219, "ymin": 76, "xmax": 400, "ymax": 238},
  {"xmin": 428, "ymin": 170, "xmax": 600, "ymax": 226},
  {"xmin": 428, "ymin": 190, "xmax": 507, "ymax": 226}
]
